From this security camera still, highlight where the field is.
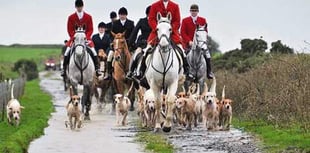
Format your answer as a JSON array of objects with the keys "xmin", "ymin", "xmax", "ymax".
[{"xmin": 0, "ymin": 46, "xmax": 61, "ymax": 79}]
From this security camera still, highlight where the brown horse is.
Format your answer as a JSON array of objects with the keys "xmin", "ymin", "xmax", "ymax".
[
  {"xmin": 111, "ymin": 32, "xmax": 135, "ymax": 110},
  {"xmin": 91, "ymin": 49, "xmax": 111, "ymax": 112}
]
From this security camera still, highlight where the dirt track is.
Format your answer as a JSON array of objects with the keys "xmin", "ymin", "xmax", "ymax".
[
  {"xmin": 28, "ymin": 71, "xmax": 143, "ymax": 153},
  {"xmin": 28, "ymin": 71, "xmax": 260, "ymax": 153}
]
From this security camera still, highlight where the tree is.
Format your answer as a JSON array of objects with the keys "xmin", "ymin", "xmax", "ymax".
[
  {"xmin": 12, "ymin": 59, "xmax": 38, "ymax": 80},
  {"xmin": 207, "ymin": 35, "xmax": 221, "ymax": 53},
  {"xmin": 270, "ymin": 40, "xmax": 294, "ymax": 54},
  {"xmin": 241, "ymin": 38, "xmax": 267, "ymax": 53}
]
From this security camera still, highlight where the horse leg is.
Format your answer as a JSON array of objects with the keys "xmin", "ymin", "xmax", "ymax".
[
  {"xmin": 83, "ymin": 85, "xmax": 91, "ymax": 120},
  {"xmin": 129, "ymin": 84, "xmax": 135, "ymax": 111},
  {"xmin": 163, "ymin": 80, "xmax": 178, "ymax": 133}
]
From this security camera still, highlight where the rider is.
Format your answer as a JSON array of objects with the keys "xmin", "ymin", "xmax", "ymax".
[
  {"xmin": 181, "ymin": 4, "xmax": 214, "ymax": 79},
  {"xmin": 61, "ymin": 0, "xmax": 102, "ymax": 77},
  {"xmin": 92, "ymin": 22, "xmax": 112, "ymax": 55},
  {"xmin": 126, "ymin": 5, "xmax": 152, "ymax": 80},
  {"xmin": 92, "ymin": 22, "xmax": 112, "ymax": 77},
  {"xmin": 137, "ymin": 0, "xmax": 190, "ymax": 79},
  {"xmin": 106, "ymin": 11, "xmax": 118, "ymax": 39},
  {"xmin": 104, "ymin": 7, "xmax": 135, "ymax": 80}
]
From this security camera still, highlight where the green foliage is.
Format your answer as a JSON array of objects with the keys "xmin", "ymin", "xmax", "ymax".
[
  {"xmin": 270, "ymin": 40, "xmax": 294, "ymax": 54},
  {"xmin": 241, "ymin": 38, "xmax": 267, "ymax": 53},
  {"xmin": 136, "ymin": 132, "xmax": 174, "ymax": 153},
  {"xmin": 0, "ymin": 80, "xmax": 53, "ymax": 153},
  {"xmin": 0, "ymin": 46, "xmax": 60, "ymax": 79},
  {"xmin": 233, "ymin": 119, "xmax": 310, "ymax": 153},
  {"xmin": 207, "ymin": 35, "xmax": 221, "ymax": 53},
  {"xmin": 12, "ymin": 59, "xmax": 38, "ymax": 81}
]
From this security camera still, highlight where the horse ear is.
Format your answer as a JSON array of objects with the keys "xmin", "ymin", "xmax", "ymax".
[
  {"xmin": 157, "ymin": 12, "xmax": 162, "ymax": 21},
  {"xmin": 111, "ymin": 31, "xmax": 116, "ymax": 37},
  {"xmin": 75, "ymin": 25, "xmax": 79, "ymax": 31},
  {"xmin": 167, "ymin": 12, "xmax": 172, "ymax": 21},
  {"xmin": 82, "ymin": 24, "xmax": 86, "ymax": 31}
]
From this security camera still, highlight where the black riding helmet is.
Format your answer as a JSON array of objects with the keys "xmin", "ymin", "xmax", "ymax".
[
  {"xmin": 110, "ymin": 11, "xmax": 117, "ymax": 19},
  {"xmin": 145, "ymin": 5, "xmax": 151, "ymax": 16},
  {"xmin": 98, "ymin": 22, "xmax": 106, "ymax": 28},
  {"xmin": 118, "ymin": 7, "xmax": 128, "ymax": 15},
  {"xmin": 75, "ymin": 0, "xmax": 84, "ymax": 7}
]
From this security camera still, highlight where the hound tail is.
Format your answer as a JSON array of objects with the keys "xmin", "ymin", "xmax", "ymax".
[
  {"xmin": 222, "ymin": 85, "xmax": 226, "ymax": 100},
  {"xmin": 125, "ymin": 82, "xmax": 134, "ymax": 97},
  {"xmin": 11, "ymin": 83, "xmax": 15, "ymax": 99}
]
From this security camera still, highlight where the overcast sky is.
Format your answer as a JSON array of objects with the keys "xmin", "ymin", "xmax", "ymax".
[{"xmin": 1, "ymin": 0, "xmax": 310, "ymax": 52}]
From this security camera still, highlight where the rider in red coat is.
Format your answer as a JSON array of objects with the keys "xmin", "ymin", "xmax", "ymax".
[
  {"xmin": 61, "ymin": 0, "xmax": 102, "ymax": 77},
  {"xmin": 134, "ymin": 0, "xmax": 190, "ymax": 80},
  {"xmin": 181, "ymin": 4, "xmax": 214, "ymax": 79}
]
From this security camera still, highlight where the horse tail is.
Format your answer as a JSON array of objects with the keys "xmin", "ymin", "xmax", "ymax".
[{"xmin": 125, "ymin": 81, "xmax": 134, "ymax": 97}]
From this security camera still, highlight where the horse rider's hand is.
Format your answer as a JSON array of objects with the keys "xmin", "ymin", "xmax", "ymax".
[{"xmin": 189, "ymin": 41, "xmax": 194, "ymax": 47}]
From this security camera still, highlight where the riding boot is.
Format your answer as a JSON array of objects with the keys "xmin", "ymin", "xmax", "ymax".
[
  {"xmin": 93, "ymin": 56, "xmax": 102, "ymax": 77},
  {"xmin": 204, "ymin": 54, "xmax": 214, "ymax": 79},
  {"xmin": 176, "ymin": 44, "xmax": 193, "ymax": 80},
  {"xmin": 61, "ymin": 55, "xmax": 70, "ymax": 77},
  {"xmin": 136, "ymin": 46, "xmax": 152, "ymax": 79},
  {"xmin": 126, "ymin": 51, "xmax": 143, "ymax": 80},
  {"xmin": 104, "ymin": 62, "xmax": 112, "ymax": 80}
]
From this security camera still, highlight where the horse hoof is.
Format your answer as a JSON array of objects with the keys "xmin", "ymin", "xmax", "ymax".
[
  {"xmin": 84, "ymin": 116, "xmax": 90, "ymax": 120},
  {"xmin": 162, "ymin": 126, "xmax": 171, "ymax": 133},
  {"xmin": 153, "ymin": 128, "xmax": 161, "ymax": 133}
]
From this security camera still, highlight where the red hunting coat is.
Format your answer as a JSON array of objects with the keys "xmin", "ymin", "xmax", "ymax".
[
  {"xmin": 148, "ymin": 0, "xmax": 182, "ymax": 45},
  {"xmin": 181, "ymin": 16, "xmax": 208, "ymax": 49},
  {"xmin": 66, "ymin": 12, "xmax": 94, "ymax": 47}
]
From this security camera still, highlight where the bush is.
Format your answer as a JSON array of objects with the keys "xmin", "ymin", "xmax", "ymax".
[
  {"xmin": 12, "ymin": 59, "xmax": 38, "ymax": 80},
  {"xmin": 216, "ymin": 54, "xmax": 310, "ymax": 132}
]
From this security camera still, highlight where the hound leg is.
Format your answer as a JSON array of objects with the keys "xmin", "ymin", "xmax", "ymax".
[
  {"xmin": 150, "ymin": 85, "xmax": 161, "ymax": 132},
  {"xmin": 122, "ymin": 112, "xmax": 128, "ymax": 126}
]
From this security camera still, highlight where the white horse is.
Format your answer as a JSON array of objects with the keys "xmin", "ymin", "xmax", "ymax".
[
  {"xmin": 145, "ymin": 12, "xmax": 181, "ymax": 132},
  {"xmin": 185, "ymin": 25, "xmax": 208, "ymax": 95},
  {"xmin": 67, "ymin": 26, "xmax": 95, "ymax": 120}
]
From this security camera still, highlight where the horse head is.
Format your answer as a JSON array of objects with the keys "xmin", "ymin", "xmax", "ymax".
[
  {"xmin": 193, "ymin": 25, "xmax": 208, "ymax": 52},
  {"xmin": 112, "ymin": 31, "xmax": 127, "ymax": 61},
  {"xmin": 73, "ymin": 26, "xmax": 87, "ymax": 56},
  {"xmin": 156, "ymin": 12, "xmax": 172, "ymax": 50}
]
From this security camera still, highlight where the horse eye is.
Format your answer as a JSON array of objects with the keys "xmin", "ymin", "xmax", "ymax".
[
  {"xmin": 169, "ymin": 28, "xmax": 172, "ymax": 32},
  {"xmin": 156, "ymin": 28, "xmax": 159, "ymax": 32}
]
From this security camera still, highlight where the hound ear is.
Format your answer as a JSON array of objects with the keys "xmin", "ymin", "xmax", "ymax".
[
  {"xmin": 157, "ymin": 12, "xmax": 162, "ymax": 21},
  {"xmin": 20, "ymin": 106, "xmax": 25, "ymax": 109},
  {"xmin": 167, "ymin": 12, "xmax": 172, "ymax": 22}
]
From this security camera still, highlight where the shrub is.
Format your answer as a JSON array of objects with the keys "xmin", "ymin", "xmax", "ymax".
[{"xmin": 12, "ymin": 59, "xmax": 38, "ymax": 80}]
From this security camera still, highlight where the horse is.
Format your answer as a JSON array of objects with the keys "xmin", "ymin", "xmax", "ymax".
[
  {"xmin": 145, "ymin": 12, "xmax": 181, "ymax": 133},
  {"xmin": 111, "ymin": 32, "xmax": 135, "ymax": 111},
  {"xmin": 90, "ymin": 49, "xmax": 111, "ymax": 112},
  {"xmin": 184, "ymin": 25, "xmax": 208, "ymax": 95},
  {"xmin": 67, "ymin": 26, "xmax": 94, "ymax": 120}
]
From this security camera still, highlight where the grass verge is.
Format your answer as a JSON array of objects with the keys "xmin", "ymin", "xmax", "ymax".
[
  {"xmin": 0, "ymin": 79, "xmax": 54, "ymax": 153},
  {"xmin": 233, "ymin": 118, "xmax": 310, "ymax": 153},
  {"xmin": 136, "ymin": 131, "xmax": 174, "ymax": 153}
]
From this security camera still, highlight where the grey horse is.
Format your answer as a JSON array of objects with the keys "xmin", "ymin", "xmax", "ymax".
[
  {"xmin": 185, "ymin": 25, "xmax": 209, "ymax": 95},
  {"xmin": 67, "ymin": 27, "xmax": 95, "ymax": 120}
]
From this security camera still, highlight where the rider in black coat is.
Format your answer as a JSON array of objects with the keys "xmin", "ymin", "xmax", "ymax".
[
  {"xmin": 105, "ymin": 7, "xmax": 135, "ymax": 80},
  {"xmin": 126, "ymin": 6, "xmax": 151, "ymax": 81}
]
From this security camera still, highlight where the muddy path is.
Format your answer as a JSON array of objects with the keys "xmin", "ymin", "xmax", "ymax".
[
  {"xmin": 28, "ymin": 71, "xmax": 260, "ymax": 153},
  {"xmin": 167, "ymin": 125, "xmax": 261, "ymax": 153},
  {"xmin": 28, "ymin": 71, "xmax": 143, "ymax": 153}
]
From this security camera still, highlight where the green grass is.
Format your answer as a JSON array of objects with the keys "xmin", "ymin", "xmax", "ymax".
[
  {"xmin": 233, "ymin": 118, "xmax": 310, "ymax": 153},
  {"xmin": 136, "ymin": 131, "xmax": 174, "ymax": 153},
  {"xmin": 0, "ymin": 80, "xmax": 54, "ymax": 153},
  {"xmin": 0, "ymin": 47, "xmax": 60, "ymax": 79}
]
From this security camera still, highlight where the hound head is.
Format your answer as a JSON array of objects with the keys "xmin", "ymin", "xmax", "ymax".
[
  {"xmin": 222, "ymin": 99, "xmax": 233, "ymax": 110},
  {"xmin": 114, "ymin": 94, "xmax": 124, "ymax": 104},
  {"xmin": 175, "ymin": 98, "xmax": 187, "ymax": 109}
]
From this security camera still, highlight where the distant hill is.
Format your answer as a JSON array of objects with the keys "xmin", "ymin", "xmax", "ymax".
[{"xmin": 0, "ymin": 44, "xmax": 63, "ymax": 49}]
